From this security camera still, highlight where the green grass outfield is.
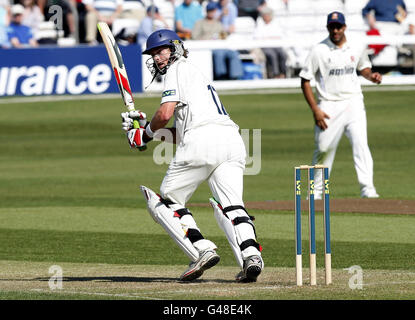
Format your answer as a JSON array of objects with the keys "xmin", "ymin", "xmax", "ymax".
[{"xmin": 0, "ymin": 89, "xmax": 414, "ymax": 300}]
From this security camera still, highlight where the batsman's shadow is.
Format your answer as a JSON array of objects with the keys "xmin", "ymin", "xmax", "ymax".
[
  {"xmin": 33, "ymin": 276, "xmax": 234, "ymax": 284},
  {"xmin": 34, "ymin": 276, "xmax": 178, "ymax": 283}
]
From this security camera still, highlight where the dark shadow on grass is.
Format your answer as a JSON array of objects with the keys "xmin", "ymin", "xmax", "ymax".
[{"xmin": 28, "ymin": 276, "xmax": 235, "ymax": 284}]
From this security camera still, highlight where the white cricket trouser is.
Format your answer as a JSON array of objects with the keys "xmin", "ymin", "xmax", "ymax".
[
  {"xmin": 312, "ymin": 97, "xmax": 376, "ymax": 196},
  {"xmin": 160, "ymin": 124, "xmax": 246, "ymax": 208},
  {"xmin": 158, "ymin": 124, "xmax": 262, "ymax": 266},
  {"xmin": 160, "ymin": 124, "xmax": 262, "ymax": 263}
]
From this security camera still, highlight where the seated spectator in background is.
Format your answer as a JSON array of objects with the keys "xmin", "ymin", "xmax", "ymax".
[
  {"xmin": 175, "ymin": 0, "xmax": 203, "ymax": 40},
  {"xmin": 84, "ymin": 0, "xmax": 123, "ymax": 44},
  {"xmin": 7, "ymin": 4, "xmax": 38, "ymax": 47},
  {"xmin": 401, "ymin": 14, "xmax": 415, "ymax": 65},
  {"xmin": 235, "ymin": 0, "xmax": 266, "ymax": 21},
  {"xmin": 137, "ymin": 5, "xmax": 169, "ymax": 47},
  {"xmin": 38, "ymin": 0, "xmax": 76, "ymax": 37},
  {"xmin": 192, "ymin": 2, "xmax": 243, "ymax": 80},
  {"xmin": 362, "ymin": 0, "xmax": 407, "ymax": 35},
  {"xmin": 21, "ymin": 0, "xmax": 44, "ymax": 38},
  {"xmin": 409, "ymin": 16, "xmax": 415, "ymax": 35},
  {"xmin": 76, "ymin": 0, "xmax": 88, "ymax": 43},
  {"xmin": 119, "ymin": 0, "xmax": 145, "ymax": 22},
  {"xmin": 1, "ymin": 0, "xmax": 9, "ymax": 24},
  {"xmin": 253, "ymin": 6, "xmax": 287, "ymax": 78},
  {"xmin": 214, "ymin": 0, "xmax": 237, "ymax": 34},
  {"xmin": 0, "ymin": 0, "xmax": 9, "ymax": 48},
  {"xmin": 0, "ymin": 26, "xmax": 7, "ymax": 48},
  {"xmin": 192, "ymin": 2, "xmax": 225, "ymax": 40}
]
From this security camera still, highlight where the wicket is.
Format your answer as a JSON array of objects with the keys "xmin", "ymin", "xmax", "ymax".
[{"xmin": 294, "ymin": 165, "xmax": 331, "ymax": 286}]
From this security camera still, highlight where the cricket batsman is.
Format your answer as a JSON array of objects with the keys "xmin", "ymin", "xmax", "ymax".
[{"xmin": 121, "ymin": 29, "xmax": 263, "ymax": 282}]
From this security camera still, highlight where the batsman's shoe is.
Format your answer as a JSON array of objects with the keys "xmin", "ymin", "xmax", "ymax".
[
  {"xmin": 363, "ymin": 192, "xmax": 379, "ymax": 199},
  {"xmin": 179, "ymin": 250, "xmax": 220, "ymax": 282},
  {"xmin": 361, "ymin": 188, "xmax": 379, "ymax": 198},
  {"xmin": 236, "ymin": 255, "xmax": 263, "ymax": 283}
]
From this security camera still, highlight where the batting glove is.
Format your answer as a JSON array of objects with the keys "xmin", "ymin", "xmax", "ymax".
[
  {"xmin": 126, "ymin": 128, "xmax": 147, "ymax": 149},
  {"xmin": 121, "ymin": 110, "xmax": 147, "ymax": 131}
]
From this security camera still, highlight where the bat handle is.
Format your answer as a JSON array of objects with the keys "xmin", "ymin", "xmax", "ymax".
[
  {"xmin": 133, "ymin": 119, "xmax": 147, "ymax": 151},
  {"xmin": 133, "ymin": 119, "xmax": 140, "ymax": 129}
]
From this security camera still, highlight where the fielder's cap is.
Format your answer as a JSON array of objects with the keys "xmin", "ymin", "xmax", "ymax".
[
  {"xmin": 147, "ymin": 5, "xmax": 159, "ymax": 14},
  {"xmin": 327, "ymin": 11, "xmax": 346, "ymax": 25},
  {"xmin": 206, "ymin": 2, "xmax": 217, "ymax": 11},
  {"xmin": 11, "ymin": 4, "xmax": 24, "ymax": 16}
]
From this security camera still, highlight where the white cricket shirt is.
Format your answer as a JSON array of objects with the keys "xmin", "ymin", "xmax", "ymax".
[
  {"xmin": 299, "ymin": 37, "xmax": 372, "ymax": 102},
  {"xmin": 160, "ymin": 57, "xmax": 238, "ymax": 143}
]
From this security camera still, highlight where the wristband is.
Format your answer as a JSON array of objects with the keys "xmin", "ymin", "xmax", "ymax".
[{"xmin": 145, "ymin": 123, "xmax": 154, "ymax": 138}]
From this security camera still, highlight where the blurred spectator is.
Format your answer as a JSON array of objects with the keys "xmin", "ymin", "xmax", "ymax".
[
  {"xmin": 400, "ymin": 14, "xmax": 415, "ymax": 67},
  {"xmin": 0, "ymin": 0, "xmax": 9, "ymax": 23},
  {"xmin": 409, "ymin": 17, "xmax": 415, "ymax": 35},
  {"xmin": 119, "ymin": 0, "xmax": 145, "ymax": 22},
  {"xmin": 362, "ymin": 0, "xmax": 407, "ymax": 35},
  {"xmin": 84, "ymin": 0, "xmax": 123, "ymax": 44},
  {"xmin": 365, "ymin": 27, "xmax": 386, "ymax": 55},
  {"xmin": 21, "ymin": 0, "xmax": 44, "ymax": 37},
  {"xmin": 175, "ymin": 0, "xmax": 203, "ymax": 40},
  {"xmin": 115, "ymin": 27, "xmax": 135, "ymax": 44},
  {"xmin": 407, "ymin": 17, "xmax": 415, "ymax": 35},
  {"xmin": 7, "ymin": 3, "xmax": 38, "ymax": 47},
  {"xmin": 38, "ymin": 0, "xmax": 76, "ymax": 37},
  {"xmin": 137, "ymin": 5, "xmax": 169, "ymax": 47},
  {"xmin": 253, "ymin": 6, "xmax": 287, "ymax": 78},
  {"xmin": 234, "ymin": 0, "xmax": 266, "ymax": 21},
  {"xmin": 0, "ymin": 0, "xmax": 10, "ymax": 48},
  {"xmin": 192, "ymin": 2, "xmax": 225, "ymax": 40},
  {"xmin": 214, "ymin": 0, "xmax": 237, "ymax": 34},
  {"xmin": 75, "ymin": 0, "xmax": 87, "ymax": 43},
  {"xmin": 0, "ymin": 27, "xmax": 7, "ymax": 48},
  {"xmin": 363, "ymin": 0, "xmax": 407, "ymax": 63},
  {"xmin": 192, "ymin": 2, "xmax": 243, "ymax": 80}
]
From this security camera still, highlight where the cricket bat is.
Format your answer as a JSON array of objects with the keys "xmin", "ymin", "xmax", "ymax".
[{"xmin": 97, "ymin": 22, "xmax": 146, "ymax": 151}]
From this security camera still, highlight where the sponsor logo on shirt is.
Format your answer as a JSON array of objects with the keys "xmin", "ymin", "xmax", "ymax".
[
  {"xmin": 328, "ymin": 66, "xmax": 355, "ymax": 76},
  {"xmin": 162, "ymin": 89, "xmax": 176, "ymax": 97}
]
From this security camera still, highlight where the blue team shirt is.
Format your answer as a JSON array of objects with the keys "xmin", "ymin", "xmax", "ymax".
[
  {"xmin": 174, "ymin": 2, "xmax": 203, "ymax": 30},
  {"xmin": 362, "ymin": 0, "xmax": 407, "ymax": 23},
  {"xmin": 215, "ymin": 2, "xmax": 238, "ymax": 31},
  {"xmin": 7, "ymin": 23, "xmax": 34, "ymax": 44}
]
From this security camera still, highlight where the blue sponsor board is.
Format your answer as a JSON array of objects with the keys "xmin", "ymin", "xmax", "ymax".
[{"xmin": 0, "ymin": 45, "xmax": 142, "ymax": 96}]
